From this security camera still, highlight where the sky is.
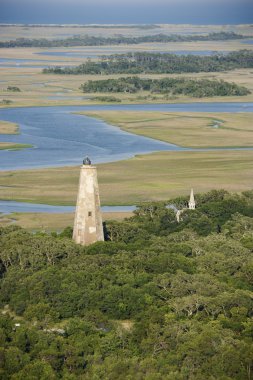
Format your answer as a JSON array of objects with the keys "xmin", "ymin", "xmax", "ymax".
[{"xmin": 0, "ymin": 0, "xmax": 253, "ymax": 24}]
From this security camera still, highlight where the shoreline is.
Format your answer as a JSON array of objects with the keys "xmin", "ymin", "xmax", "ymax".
[
  {"xmin": 1, "ymin": 97, "xmax": 253, "ymax": 110},
  {"xmin": 0, "ymin": 200, "xmax": 136, "ymax": 214}
]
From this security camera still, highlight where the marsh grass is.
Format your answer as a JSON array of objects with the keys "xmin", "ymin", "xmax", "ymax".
[
  {"xmin": 1, "ymin": 29, "xmax": 253, "ymax": 211},
  {"xmin": 1, "ymin": 65, "xmax": 253, "ymax": 109},
  {"xmin": 0, "ymin": 211, "xmax": 133, "ymax": 231},
  {"xmin": 0, "ymin": 143, "xmax": 33, "ymax": 150},
  {"xmin": 1, "ymin": 150, "xmax": 253, "ymax": 205},
  {"xmin": 79, "ymin": 111, "xmax": 253, "ymax": 148},
  {"xmin": 1, "ymin": 24, "xmax": 252, "ymax": 42},
  {"xmin": 0, "ymin": 120, "xmax": 19, "ymax": 134},
  {"xmin": 0, "ymin": 120, "xmax": 32, "ymax": 150}
]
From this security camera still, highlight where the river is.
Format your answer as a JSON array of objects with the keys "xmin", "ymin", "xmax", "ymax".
[
  {"xmin": 36, "ymin": 49, "xmax": 221, "ymax": 59},
  {"xmin": 0, "ymin": 200, "xmax": 136, "ymax": 214},
  {"xmin": 0, "ymin": 102, "xmax": 253, "ymax": 214},
  {"xmin": 0, "ymin": 103, "xmax": 253, "ymax": 171},
  {"xmin": 0, "ymin": 50, "xmax": 226, "ymax": 68}
]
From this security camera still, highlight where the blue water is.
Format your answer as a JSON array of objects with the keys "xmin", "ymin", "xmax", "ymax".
[
  {"xmin": 0, "ymin": 200, "xmax": 136, "ymax": 214},
  {"xmin": 0, "ymin": 64, "xmax": 62, "ymax": 68},
  {"xmin": 37, "ymin": 50, "xmax": 116, "ymax": 59},
  {"xmin": 0, "ymin": 103, "xmax": 253, "ymax": 171},
  {"xmin": 0, "ymin": 105, "xmax": 182, "ymax": 171},
  {"xmin": 241, "ymin": 39, "xmax": 253, "ymax": 45},
  {"xmin": 0, "ymin": 58, "xmax": 63, "ymax": 63},
  {"xmin": 165, "ymin": 50, "xmax": 223, "ymax": 56},
  {"xmin": 46, "ymin": 95, "xmax": 90, "ymax": 100},
  {"xmin": 0, "ymin": 57, "xmax": 67, "ymax": 68},
  {"xmin": 37, "ymin": 49, "xmax": 220, "ymax": 59},
  {"xmin": 0, "ymin": 50, "xmax": 228, "ymax": 68}
]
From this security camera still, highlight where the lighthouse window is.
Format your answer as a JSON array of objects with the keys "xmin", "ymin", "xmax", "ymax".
[{"xmin": 88, "ymin": 211, "xmax": 92, "ymax": 217}]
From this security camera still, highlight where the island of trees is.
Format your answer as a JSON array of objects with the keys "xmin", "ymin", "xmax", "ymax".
[
  {"xmin": 0, "ymin": 32, "xmax": 248, "ymax": 48},
  {"xmin": 0, "ymin": 23, "xmax": 160, "ymax": 30},
  {"xmin": 0, "ymin": 189, "xmax": 253, "ymax": 379},
  {"xmin": 43, "ymin": 50, "xmax": 253, "ymax": 75},
  {"xmin": 80, "ymin": 76, "xmax": 250, "ymax": 98},
  {"xmin": 6, "ymin": 86, "xmax": 21, "ymax": 92}
]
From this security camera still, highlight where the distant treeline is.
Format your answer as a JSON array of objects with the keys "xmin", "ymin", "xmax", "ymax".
[
  {"xmin": 80, "ymin": 77, "xmax": 250, "ymax": 98},
  {"xmin": 43, "ymin": 50, "xmax": 253, "ymax": 75},
  {"xmin": 0, "ymin": 32, "xmax": 247, "ymax": 48},
  {"xmin": 0, "ymin": 24, "xmax": 160, "ymax": 29}
]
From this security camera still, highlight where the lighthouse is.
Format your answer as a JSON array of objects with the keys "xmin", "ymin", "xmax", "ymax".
[{"xmin": 73, "ymin": 157, "xmax": 104, "ymax": 246}]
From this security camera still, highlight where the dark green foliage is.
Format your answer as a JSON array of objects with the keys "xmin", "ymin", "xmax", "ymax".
[
  {"xmin": 6, "ymin": 86, "xmax": 21, "ymax": 92},
  {"xmin": 79, "ymin": 76, "xmax": 250, "ymax": 98},
  {"xmin": 92, "ymin": 96, "xmax": 122, "ymax": 102},
  {"xmin": 58, "ymin": 226, "xmax": 73, "ymax": 239},
  {"xmin": 0, "ymin": 99, "xmax": 13, "ymax": 105},
  {"xmin": 0, "ymin": 190, "xmax": 252, "ymax": 379},
  {"xmin": 0, "ymin": 32, "xmax": 247, "ymax": 48},
  {"xmin": 43, "ymin": 50, "xmax": 253, "ymax": 75}
]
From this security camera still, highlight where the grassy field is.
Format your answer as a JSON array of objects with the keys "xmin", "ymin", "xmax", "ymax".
[
  {"xmin": 0, "ymin": 120, "xmax": 32, "ymax": 150},
  {"xmin": 0, "ymin": 120, "xmax": 19, "ymax": 134},
  {"xmin": 1, "ymin": 25, "xmax": 253, "ymax": 230},
  {"xmin": 0, "ymin": 143, "xmax": 33, "ymax": 150},
  {"xmin": 1, "ymin": 24, "xmax": 252, "ymax": 41},
  {"xmin": 0, "ymin": 211, "xmax": 133, "ymax": 231},
  {"xmin": 0, "ymin": 52, "xmax": 253, "ymax": 108},
  {"xmin": 0, "ymin": 24, "xmax": 252, "ymax": 108},
  {"xmin": 79, "ymin": 111, "xmax": 253, "ymax": 148},
  {"xmin": 1, "ymin": 67, "xmax": 253, "ymax": 108},
  {"xmin": 0, "ymin": 150, "xmax": 253, "ymax": 205}
]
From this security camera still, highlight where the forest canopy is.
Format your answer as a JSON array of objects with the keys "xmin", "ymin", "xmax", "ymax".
[
  {"xmin": 43, "ymin": 50, "xmax": 253, "ymax": 75},
  {"xmin": 0, "ymin": 32, "xmax": 247, "ymax": 48},
  {"xmin": 0, "ymin": 189, "xmax": 253, "ymax": 379},
  {"xmin": 80, "ymin": 76, "xmax": 250, "ymax": 97}
]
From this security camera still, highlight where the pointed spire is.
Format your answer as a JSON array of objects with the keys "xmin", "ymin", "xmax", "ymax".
[{"xmin": 188, "ymin": 188, "xmax": 196, "ymax": 210}]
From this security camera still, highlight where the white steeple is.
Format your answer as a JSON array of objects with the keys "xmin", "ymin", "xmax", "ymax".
[{"xmin": 188, "ymin": 188, "xmax": 196, "ymax": 210}]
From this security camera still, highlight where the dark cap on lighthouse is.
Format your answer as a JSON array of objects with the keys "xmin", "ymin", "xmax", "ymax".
[{"xmin": 83, "ymin": 157, "xmax": 91, "ymax": 165}]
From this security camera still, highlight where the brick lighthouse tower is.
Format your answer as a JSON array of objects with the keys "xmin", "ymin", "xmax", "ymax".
[{"xmin": 73, "ymin": 157, "xmax": 104, "ymax": 246}]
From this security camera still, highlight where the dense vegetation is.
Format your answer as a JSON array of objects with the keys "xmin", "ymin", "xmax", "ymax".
[
  {"xmin": 43, "ymin": 50, "xmax": 253, "ymax": 75},
  {"xmin": 0, "ymin": 189, "xmax": 253, "ymax": 379},
  {"xmin": 0, "ymin": 23, "xmax": 160, "ymax": 30},
  {"xmin": 0, "ymin": 32, "xmax": 247, "ymax": 48},
  {"xmin": 0, "ymin": 99, "xmax": 13, "ymax": 105},
  {"xmin": 6, "ymin": 86, "xmax": 21, "ymax": 92},
  {"xmin": 80, "ymin": 76, "xmax": 250, "ymax": 98},
  {"xmin": 92, "ymin": 96, "xmax": 122, "ymax": 103}
]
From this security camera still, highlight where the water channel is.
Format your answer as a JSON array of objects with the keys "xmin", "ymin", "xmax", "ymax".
[
  {"xmin": 36, "ymin": 49, "xmax": 221, "ymax": 59},
  {"xmin": 0, "ymin": 200, "xmax": 136, "ymax": 215},
  {"xmin": 0, "ymin": 102, "xmax": 253, "ymax": 213},
  {"xmin": 0, "ymin": 103, "xmax": 253, "ymax": 171},
  {"xmin": 0, "ymin": 50, "xmax": 230, "ymax": 68}
]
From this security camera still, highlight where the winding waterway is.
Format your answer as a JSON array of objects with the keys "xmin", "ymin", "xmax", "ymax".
[
  {"xmin": 0, "ymin": 50, "xmax": 227, "ymax": 68},
  {"xmin": 0, "ymin": 102, "xmax": 253, "ymax": 214},
  {"xmin": 0, "ymin": 200, "xmax": 136, "ymax": 215},
  {"xmin": 0, "ymin": 57, "xmax": 65, "ymax": 68},
  {"xmin": 0, "ymin": 103, "xmax": 253, "ymax": 171},
  {"xmin": 36, "ymin": 49, "xmax": 221, "ymax": 59}
]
